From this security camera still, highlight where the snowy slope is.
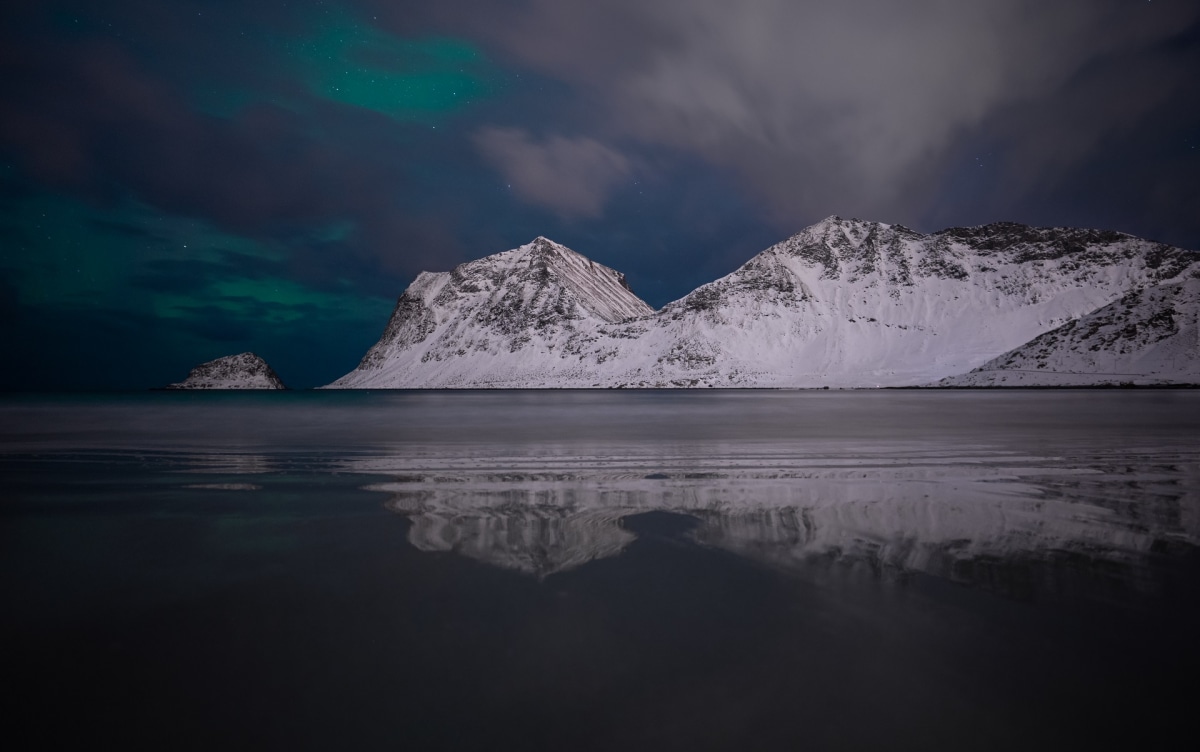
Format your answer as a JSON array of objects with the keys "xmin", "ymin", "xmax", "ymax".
[
  {"xmin": 167, "ymin": 352, "xmax": 286, "ymax": 390},
  {"xmin": 328, "ymin": 237, "xmax": 653, "ymax": 388},
  {"xmin": 939, "ymin": 278, "xmax": 1200, "ymax": 386},
  {"xmin": 328, "ymin": 219, "xmax": 1198, "ymax": 388},
  {"xmin": 613, "ymin": 218, "xmax": 1198, "ymax": 387}
]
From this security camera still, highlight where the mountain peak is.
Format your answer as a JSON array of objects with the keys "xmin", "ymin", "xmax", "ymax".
[
  {"xmin": 805, "ymin": 215, "xmax": 851, "ymax": 232},
  {"xmin": 330, "ymin": 238, "xmax": 655, "ymax": 386},
  {"xmin": 502, "ymin": 238, "xmax": 651, "ymax": 322},
  {"xmin": 328, "ymin": 221, "xmax": 1199, "ymax": 389},
  {"xmin": 523, "ymin": 236, "xmax": 565, "ymax": 255},
  {"xmin": 793, "ymin": 215, "xmax": 898, "ymax": 243},
  {"xmin": 516, "ymin": 236, "xmax": 582, "ymax": 267}
]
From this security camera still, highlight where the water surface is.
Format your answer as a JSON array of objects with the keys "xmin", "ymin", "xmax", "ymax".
[{"xmin": 2, "ymin": 390, "xmax": 1198, "ymax": 750}]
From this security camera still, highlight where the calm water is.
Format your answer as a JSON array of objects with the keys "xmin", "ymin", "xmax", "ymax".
[{"xmin": 2, "ymin": 390, "xmax": 1199, "ymax": 750}]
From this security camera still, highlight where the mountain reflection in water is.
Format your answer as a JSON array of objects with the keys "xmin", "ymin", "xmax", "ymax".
[
  {"xmin": 371, "ymin": 446, "xmax": 1199, "ymax": 600},
  {"xmin": 3, "ymin": 390, "xmax": 1199, "ymax": 750}
]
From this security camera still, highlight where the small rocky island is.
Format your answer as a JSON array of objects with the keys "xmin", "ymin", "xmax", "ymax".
[{"xmin": 166, "ymin": 352, "xmax": 286, "ymax": 390}]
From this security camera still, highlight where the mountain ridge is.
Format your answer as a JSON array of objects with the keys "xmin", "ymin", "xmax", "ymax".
[{"xmin": 327, "ymin": 217, "xmax": 1199, "ymax": 389}]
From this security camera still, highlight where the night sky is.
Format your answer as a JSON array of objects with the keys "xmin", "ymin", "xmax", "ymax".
[{"xmin": 2, "ymin": 0, "xmax": 1198, "ymax": 390}]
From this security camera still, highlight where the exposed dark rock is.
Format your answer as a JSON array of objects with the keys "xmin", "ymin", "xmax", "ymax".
[{"xmin": 167, "ymin": 352, "xmax": 286, "ymax": 390}]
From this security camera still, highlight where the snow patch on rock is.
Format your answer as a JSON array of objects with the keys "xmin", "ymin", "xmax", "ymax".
[{"xmin": 167, "ymin": 352, "xmax": 286, "ymax": 390}]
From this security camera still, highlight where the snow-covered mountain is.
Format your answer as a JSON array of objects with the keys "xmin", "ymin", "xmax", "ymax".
[
  {"xmin": 167, "ymin": 352, "xmax": 286, "ymax": 390},
  {"xmin": 328, "ymin": 219, "xmax": 1198, "ymax": 388},
  {"xmin": 327, "ymin": 237, "xmax": 653, "ymax": 388},
  {"xmin": 940, "ymin": 278, "xmax": 1200, "ymax": 386}
]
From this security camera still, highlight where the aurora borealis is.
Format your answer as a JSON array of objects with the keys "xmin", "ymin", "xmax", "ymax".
[{"xmin": 2, "ymin": 0, "xmax": 1198, "ymax": 389}]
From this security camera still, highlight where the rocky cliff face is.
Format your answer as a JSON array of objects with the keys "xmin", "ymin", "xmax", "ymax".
[
  {"xmin": 167, "ymin": 352, "xmax": 286, "ymax": 390},
  {"xmin": 327, "ymin": 218, "xmax": 1199, "ymax": 388}
]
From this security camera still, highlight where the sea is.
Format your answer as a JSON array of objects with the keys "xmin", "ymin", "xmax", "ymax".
[{"xmin": 2, "ymin": 389, "xmax": 1198, "ymax": 750}]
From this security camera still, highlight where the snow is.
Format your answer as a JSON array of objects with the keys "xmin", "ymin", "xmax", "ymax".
[
  {"xmin": 167, "ymin": 352, "xmax": 287, "ymax": 390},
  {"xmin": 940, "ymin": 277, "xmax": 1200, "ymax": 386},
  {"xmin": 327, "ymin": 219, "xmax": 1199, "ymax": 389}
]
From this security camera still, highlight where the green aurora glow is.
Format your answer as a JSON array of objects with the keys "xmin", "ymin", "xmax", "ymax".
[
  {"xmin": 0, "ymin": 194, "xmax": 392, "ymax": 329},
  {"xmin": 277, "ymin": 8, "xmax": 500, "ymax": 120}
]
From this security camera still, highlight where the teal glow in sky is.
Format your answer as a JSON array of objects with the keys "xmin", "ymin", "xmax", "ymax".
[
  {"xmin": 287, "ymin": 15, "xmax": 497, "ymax": 119},
  {"xmin": 1, "ymin": 0, "xmax": 1197, "ymax": 389},
  {"xmin": 189, "ymin": 7, "xmax": 503, "ymax": 122},
  {"xmin": 0, "ymin": 188, "xmax": 393, "ymax": 388},
  {"xmin": 1, "ymin": 194, "xmax": 385, "ymax": 319}
]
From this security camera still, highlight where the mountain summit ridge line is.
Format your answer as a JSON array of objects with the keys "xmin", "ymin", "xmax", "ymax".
[
  {"xmin": 303, "ymin": 217, "xmax": 1197, "ymax": 388},
  {"xmin": 325, "ymin": 217, "xmax": 1198, "ymax": 388}
]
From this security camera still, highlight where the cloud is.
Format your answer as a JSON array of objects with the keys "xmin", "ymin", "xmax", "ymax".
[
  {"xmin": 451, "ymin": 0, "xmax": 1200, "ymax": 228},
  {"xmin": 0, "ymin": 8, "xmax": 475, "ymax": 283},
  {"xmin": 473, "ymin": 127, "xmax": 632, "ymax": 218}
]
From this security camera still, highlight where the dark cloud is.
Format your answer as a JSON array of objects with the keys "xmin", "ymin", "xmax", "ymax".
[
  {"xmin": 2, "ymin": 0, "xmax": 1198, "ymax": 390},
  {"xmin": 0, "ymin": 9, "xmax": 470, "ymax": 284},
  {"xmin": 87, "ymin": 218, "xmax": 170, "ymax": 241},
  {"xmin": 2, "ymin": 40, "xmax": 346, "ymax": 227},
  {"xmin": 445, "ymin": 0, "xmax": 1200, "ymax": 235},
  {"xmin": 128, "ymin": 252, "xmax": 282, "ymax": 294}
]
